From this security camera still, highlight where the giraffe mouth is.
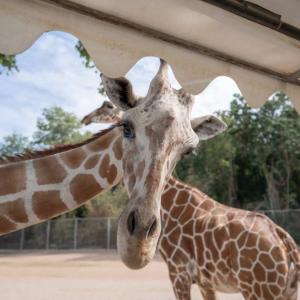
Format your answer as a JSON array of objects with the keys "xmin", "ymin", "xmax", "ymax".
[{"xmin": 117, "ymin": 207, "xmax": 161, "ymax": 269}]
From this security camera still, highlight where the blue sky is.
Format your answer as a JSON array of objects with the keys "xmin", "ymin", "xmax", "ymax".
[{"xmin": 0, "ymin": 31, "xmax": 239, "ymax": 141}]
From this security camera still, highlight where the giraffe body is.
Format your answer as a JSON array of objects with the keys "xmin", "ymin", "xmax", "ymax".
[
  {"xmin": 160, "ymin": 178, "xmax": 300, "ymax": 300},
  {"xmin": 84, "ymin": 101, "xmax": 300, "ymax": 299}
]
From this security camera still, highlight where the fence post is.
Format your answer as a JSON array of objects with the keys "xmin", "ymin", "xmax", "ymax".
[
  {"xmin": 19, "ymin": 228, "xmax": 25, "ymax": 250},
  {"xmin": 73, "ymin": 218, "xmax": 78, "ymax": 249},
  {"xmin": 46, "ymin": 220, "xmax": 51, "ymax": 250},
  {"xmin": 107, "ymin": 218, "xmax": 111, "ymax": 250}
]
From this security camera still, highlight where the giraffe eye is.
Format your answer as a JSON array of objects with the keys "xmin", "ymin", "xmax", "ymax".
[
  {"xmin": 182, "ymin": 147, "xmax": 195, "ymax": 158},
  {"xmin": 122, "ymin": 122, "xmax": 135, "ymax": 139}
]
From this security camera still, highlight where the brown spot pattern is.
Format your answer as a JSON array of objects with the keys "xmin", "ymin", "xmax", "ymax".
[
  {"xmin": 0, "ymin": 216, "xmax": 17, "ymax": 234},
  {"xmin": 32, "ymin": 191, "xmax": 68, "ymax": 219},
  {"xmin": 84, "ymin": 154, "xmax": 101, "ymax": 170},
  {"xmin": 34, "ymin": 157, "xmax": 67, "ymax": 185},
  {"xmin": 0, "ymin": 163, "xmax": 26, "ymax": 196},
  {"xmin": 99, "ymin": 154, "xmax": 117, "ymax": 184},
  {"xmin": 112, "ymin": 136, "xmax": 123, "ymax": 160},
  {"xmin": 60, "ymin": 148, "xmax": 87, "ymax": 169},
  {"xmin": 161, "ymin": 188, "xmax": 177, "ymax": 210},
  {"xmin": 70, "ymin": 174, "xmax": 103, "ymax": 204},
  {"xmin": 0, "ymin": 198, "xmax": 28, "ymax": 223},
  {"xmin": 176, "ymin": 190, "xmax": 189, "ymax": 205},
  {"xmin": 86, "ymin": 130, "xmax": 116, "ymax": 152}
]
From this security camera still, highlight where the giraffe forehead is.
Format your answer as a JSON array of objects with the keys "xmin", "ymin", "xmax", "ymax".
[
  {"xmin": 124, "ymin": 89, "xmax": 189, "ymax": 123},
  {"xmin": 124, "ymin": 103, "xmax": 190, "ymax": 134}
]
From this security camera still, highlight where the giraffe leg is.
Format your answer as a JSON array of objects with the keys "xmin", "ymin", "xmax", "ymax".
[
  {"xmin": 170, "ymin": 273, "xmax": 192, "ymax": 300},
  {"xmin": 284, "ymin": 267, "xmax": 298, "ymax": 300},
  {"xmin": 199, "ymin": 287, "xmax": 218, "ymax": 300},
  {"xmin": 166, "ymin": 264, "xmax": 192, "ymax": 300}
]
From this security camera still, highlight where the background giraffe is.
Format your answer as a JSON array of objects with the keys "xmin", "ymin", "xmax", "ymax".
[
  {"xmin": 83, "ymin": 101, "xmax": 300, "ymax": 300},
  {"xmin": 0, "ymin": 127, "xmax": 122, "ymax": 235}
]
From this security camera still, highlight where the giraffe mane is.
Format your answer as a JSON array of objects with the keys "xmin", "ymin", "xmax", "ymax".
[{"xmin": 0, "ymin": 125, "xmax": 119, "ymax": 165}]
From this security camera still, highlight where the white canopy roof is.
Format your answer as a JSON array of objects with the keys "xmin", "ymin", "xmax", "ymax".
[{"xmin": 1, "ymin": 0, "xmax": 300, "ymax": 111}]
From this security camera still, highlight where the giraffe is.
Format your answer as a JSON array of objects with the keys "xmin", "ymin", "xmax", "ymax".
[
  {"xmin": 160, "ymin": 178, "xmax": 300, "ymax": 300},
  {"xmin": 99, "ymin": 59, "xmax": 226, "ymax": 269},
  {"xmin": 83, "ymin": 101, "xmax": 300, "ymax": 300},
  {"xmin": 0, "ymin": 59, "xmax": 226, "ymax": 269}
]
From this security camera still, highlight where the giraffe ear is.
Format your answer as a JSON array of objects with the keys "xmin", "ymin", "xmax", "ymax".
[
  {"xmin": 191, "ymin": 115, "xmax": 227, "ymax": 140},
  {"xmin": 101, "ymin": 74, "xmax": 139, "ymax": 110}
]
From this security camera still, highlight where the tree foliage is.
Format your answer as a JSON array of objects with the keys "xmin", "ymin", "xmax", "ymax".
[
  {"xmin": 33, "ymin": 106, "xmax": 91, "ymax": 146},
  {"xmin": 0, "ymin": 133, "xmax": 30, "ymax": 156},
  {"xmin": 86, "ymin": 185, "xmax": 128, "ymax": 218},
  {"xmin": 75, "ymin": 41, "xmax": 105, "ymax": 95},
  {"xmin": 75, "ymin": 41, "xmax": 96, "ymax": 69},
  {"xmin": 176, "ymin": 92, "xmax": 300, "ymax": 210},
  {"xmin": 0, "ymin": 54, "xmax": 18, "ymax": 75}
]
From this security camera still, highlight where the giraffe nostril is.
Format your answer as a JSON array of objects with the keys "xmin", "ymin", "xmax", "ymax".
[
  {"xmin": 127, "ymin": 211, "xmax": 136, "ymax": 235},
  {"xmin": 146, "ymin": 218, "xmax": 157, "ymax": 238}
]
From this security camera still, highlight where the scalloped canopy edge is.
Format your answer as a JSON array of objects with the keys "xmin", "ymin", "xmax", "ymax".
[{"xmin": 0, "ymin": 0, "xmax": 300, "ymax": 113}]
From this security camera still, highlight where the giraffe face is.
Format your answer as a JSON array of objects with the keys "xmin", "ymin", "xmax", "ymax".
[{"xmin": 101, "ymin": 60, "xmax": 226, "ymax": 269}]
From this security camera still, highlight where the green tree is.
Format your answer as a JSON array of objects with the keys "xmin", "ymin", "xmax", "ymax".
[
  {"xmin": 75, "ymin": 41, "xmax": 96, "ymax": 69},
  {"xmin": 176, "ymin": 92, "xmax": 300, "ymax": 210},
  {"xmin": 0, "ymin": 53, "xmax": 18, "ymax": 75},
  {"xmin": 0, "ymin": 133, "xmax": 30, "ymax": 156},
  {"xmin": 226, "ymin": 92, "xmax": 300, "ymax": 209},
  {"xmin": 33, "ymin": 106, "xmax": 91, "ymax": 146},
  {"xmin": 86, "ymin": 185, "xmax": 128, "ymax": 218}
]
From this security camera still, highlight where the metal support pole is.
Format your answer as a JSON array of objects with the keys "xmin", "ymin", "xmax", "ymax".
[
  {"xmin": 46, "ymin": 220, "xmax": 51, "ymax": 250},
  {"xmin": 73, "ymin": 218, "xmax": 78, "ymax": 249},
  {"xmin": 107, "ymin": 218, "xmax": 111, "ymax": 250},
  {"xmin": 19, "ymin": 228, "xmax": 25, "ymax": 250}
]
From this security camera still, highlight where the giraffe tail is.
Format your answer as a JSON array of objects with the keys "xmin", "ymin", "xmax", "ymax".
[{"xmin": 275, "ymin": 226, "xmax": 300, "ymax": 280}]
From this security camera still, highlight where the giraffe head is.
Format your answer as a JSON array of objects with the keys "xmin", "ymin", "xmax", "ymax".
[
  {"xmin": 101, "ymin": 59, "xmax": 227, "ymax": 269},
  {"xmin": 81, "ymin": 100, "xmax": 123, "ymax": 125},
  {"xmin": 81, "ymin": 101, "xmax": 123, "ymax": 125}
]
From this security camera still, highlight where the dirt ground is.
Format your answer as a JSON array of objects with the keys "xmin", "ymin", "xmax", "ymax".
[{"xmin": 0, "ymin": 250, "xmax": 295, "ymax": 300}]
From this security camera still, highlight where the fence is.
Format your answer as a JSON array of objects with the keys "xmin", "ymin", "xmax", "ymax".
[
  {"xmin": 0, "ymin": 218, "xmax": 118, "ymax": 250},
  {"xmin": 0, "ymin": 209, "xmax": 300, "ymax": 250}
]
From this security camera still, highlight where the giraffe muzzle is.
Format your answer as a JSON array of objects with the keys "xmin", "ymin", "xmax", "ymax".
[{"xmin": 126, "ymin": 210, "xmax": 158, "ymax": 239}]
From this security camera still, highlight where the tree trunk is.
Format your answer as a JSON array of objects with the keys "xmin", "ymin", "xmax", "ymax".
[
  {"xmin": 228, "ymin": 156, "xmax": 238, "ymax": 207},
  {"xmin": 263, "ymin": 167, "xmax": 281, "ymax": 210}
]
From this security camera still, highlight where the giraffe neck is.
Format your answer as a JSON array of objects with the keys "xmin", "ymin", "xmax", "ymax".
[
  {"xmin": 160, "ymin": 176, "xmax": 219, "ymax": 223},
  {"xmin": 0, "ymin": 127, "xmax": 123, "ymax": 235}
]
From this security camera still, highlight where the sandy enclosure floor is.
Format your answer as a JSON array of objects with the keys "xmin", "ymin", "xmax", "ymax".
[{"xmin": 0, "ymin": 250, "xmax": 296, "ymax": 300}]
